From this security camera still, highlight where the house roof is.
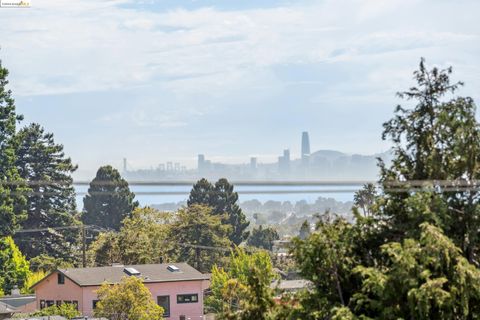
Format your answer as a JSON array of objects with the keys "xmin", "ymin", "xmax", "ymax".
[
  {"xmin": 271, "ymin": 279, "xmax": 313, "ymax": 291},
  {"xmin": 0, "ymin": 301, "xmax": 17, "ymax": 314},
  {"xmin": 6, "ymin": 317, "xmax": 67, "ymax": 320},
  {"xmin": 0, "ymin": 294, "xmax": 36, "ymax": 308},
  {"xmin": 33, "ymin": 263, "xmax": 209, "ymax": 288}
]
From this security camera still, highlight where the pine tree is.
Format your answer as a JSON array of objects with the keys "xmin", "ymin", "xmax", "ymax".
[
  {"xmin": 82, "ymin": 165, "xmax": 138, "ymax": 230},
  {"xmin": 187, "ymin": 178, "xmax": 214, "ymax": 206},
  {"xmin": 0, "ymin": 59, "xmax": 27, "ymax": 236},
  {"xmin": 247, "ymin": 225, "xmax": 279, "ymax": 250},
  {"xmin": 188, "ymin": 178, "xmax": 250, "ymax": 245},
  {"xmin": 13, "ymin": 123, "xmax": 79, "ymax": 260},
  {"xmin": 212, "ymin": 178, "xmax": 250, "ymax": 245}
]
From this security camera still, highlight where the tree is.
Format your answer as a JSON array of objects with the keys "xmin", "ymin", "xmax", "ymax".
[
  {"xmin": 289, "ymin": 214, "xmax": 361, "ymax": 319},
  {"xmin": 286, "ymin": 60, "xmax": 480, "ymax": 318},
  {"xmin": 333, "ymin": 223, "xmax": 480, "ymax": 319},
  {"xmin": 94, "ymin": 276, "xmax": 164, "ymax": 320},
  {"xmin": 0, "ymin": 236, "xmax": 30, "ymax": 295},
  {"xmin": 88, "ymin": 207, "xmax": 173, "ymax": 266},
  {"xmin": 207, "ymin": 247, "xmax": 276, "ymax": 319},
  {"xmin": 379, "ymin": 58, "xmax": 480, "ymax": 263},
  {"xmin": 353, "ymin": 183, "xmax": 377, "ymax": 217},
  {"xmin": 247, "ymin": 225, "xmax": 279, "ymax": 251},
  {"xmin": 0, "ymin": 59, "xmax": 27, "ymax": 236},
  {"xmin": 169, "ymin": 204, "xmax": 231, "ymax": 273},
  {"xmin": 88, "ymin": 231, "xmax": 121, "ymax": 266},
  {"xmin": 21, "ymin": 270, "xmax": 47, "ymax": 294},
  {"xmin": 298, "ymin": 220, "xmax": 311, "ymax": 240},
  {"xmin": 188, "ymin": 178, "xmax": 250, "ymax": 245},
  {"xmin": 187, "ymin": 178, "xmax": 214, "ymax": 206},
  {"xmin": 29, "ymin": 254, "xmax": 74, "ymax": 273},
  {"xmin": 82, "ymin": 165, "xmax": 138, "ymax": 231},
  {"xmin": 14, "ymin": 123, "xmax": 79, "ymax": 260}
]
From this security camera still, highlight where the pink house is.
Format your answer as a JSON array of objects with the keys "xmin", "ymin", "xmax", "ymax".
[{"xmin": 31, "ymin": 263, "xmax": 210, "ymax": 320}]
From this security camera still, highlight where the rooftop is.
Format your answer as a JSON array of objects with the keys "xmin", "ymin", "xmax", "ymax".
[{"xmin": 34, "ymin": 263, "xmax": 209, "ymax": 288}]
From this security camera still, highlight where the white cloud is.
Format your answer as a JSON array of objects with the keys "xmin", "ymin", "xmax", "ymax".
[{"xmin": 1, "ymin": 0, "xmax": 480, "ymax": 171}]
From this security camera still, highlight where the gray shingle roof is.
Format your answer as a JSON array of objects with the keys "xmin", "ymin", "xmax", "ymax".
[
  {"xmin": 0, "ymin": 301, "xmax": 17, "ymax": 314},
  {"xmin": 57, "ymin": 263, "xmax": 208, "ymax": 287},
  {"xmin": 0, "ymin": 294, "xmax": 36, "ymax": 308}
]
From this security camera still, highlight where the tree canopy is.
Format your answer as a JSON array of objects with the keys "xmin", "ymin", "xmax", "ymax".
[
  {"xmin": 0, "ymin": 59, "xmax": 27, "ymax": 236},
  {"xmin": 169, "ymin": 204, "xmax": 231, "ymax": 273},
  {"xmin": 94, "ymin": 276, "xmax": 164, "ymax": 320},
  {"xmin": 247, "ymin": 225, "xmax": 279, "ymax": 251},
  {"xmin": 14, "ymin": 123, "xmax": 79, "ymax": 260},
  {"xmin": 207, "ymin": 247, "xmax": 276, "ymax": 319},
  {"xmin": 88, "ymin": 207, "xmax": 173, "ymax": 266},
  {"xmin": 188, "ymin": 178, "xmax": 250, "ymax": 245},
  {"xmin": 82, "ymin": 165, "xmax": 138, "ymax": 231},
  {"xmin": 0, "ymin": 236, "xmax": 30, "ymax": 295}
]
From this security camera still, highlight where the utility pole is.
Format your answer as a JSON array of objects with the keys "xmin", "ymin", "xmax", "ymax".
[
  {"xmin": 82, "ymin": 225, "xmax": 86, "ymax": 268},
  {"xmin": 195, "ymin": 247, "xmax": 201, "ymax": 271}
]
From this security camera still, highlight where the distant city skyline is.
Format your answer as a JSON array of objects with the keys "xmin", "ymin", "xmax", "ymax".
[
  {"xmin": 122, "ymin": 132, "xmax": 388, "ymax": 181},
  {"xmin": 0, "ymin": 0, "xmax": 478, "ymax": 179}
]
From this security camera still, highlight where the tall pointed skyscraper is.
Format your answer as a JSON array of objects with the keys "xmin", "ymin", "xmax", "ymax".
[{"xmin": 301, "ymin": 131, "xmax": 310, "ymax": 160}]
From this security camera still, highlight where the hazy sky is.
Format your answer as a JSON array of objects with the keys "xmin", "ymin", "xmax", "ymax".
[{"xmin": 1, "ymin": 0, "xmax": 479, "ymax": 179}]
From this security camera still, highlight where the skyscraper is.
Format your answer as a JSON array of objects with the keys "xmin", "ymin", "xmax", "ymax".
[
  {"xmin": 301, "ymin": 131, "xmax": 310, "ymax": 165},
  {"xmin": 198, "ymin": 154, "xmax": 205, "ymax": 172},
  {"xmin": 278, "ymin": 149, "xmax": 291, "ymax": 174}
]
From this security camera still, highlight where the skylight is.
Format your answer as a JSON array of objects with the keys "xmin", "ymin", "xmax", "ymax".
[
  {"xmin": 167, "ymin": 265, "xmax": 180, "ymax": 272},
  {"xmin": 124, "ymin": 267, "xmax": 141, "ymax": 276}
]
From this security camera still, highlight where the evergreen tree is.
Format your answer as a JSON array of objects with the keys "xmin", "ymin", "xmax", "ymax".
[
  {"xmin": 0, "ymin": 59, "xmax": 27, "ymax": 236},
  {"xmin": 298, "ymin": 220, "xmax": 311, "ymax": 240},
  {"xmin": 247, "ymin": 225, "xmax": 279, "ymax": 251},
  {"xmin": 212, "ymin": 178, "xmax": 250, "ymax": 245},
  {"xmin": 332, "ymin": 223, "xmax": 480, "ymax": 319},
  {"xmin": 379, "ymin": 58, "xmax": 480, "ymax": 263},
  {"xmin": 187, "ymin": 178, "xmax": 214, "ymax": 206},
  {"xmin": 188, "ymin": 178, "xmax": 250, "ymax": 245},
  {"xmin": 14, "ymin": 123, "xmax": 79, "ymax": 260},
  {"xmin": 82, "ymin": 165, "xmax": 138, "ymax": 231}
]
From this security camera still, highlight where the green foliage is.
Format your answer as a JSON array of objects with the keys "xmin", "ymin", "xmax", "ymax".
[
  {"xmin": 188, "ymin": 178, "xmax": 250, "ymax": 245},
  {"xmin": 82, "ymin": 165, "xmax": 138, "ymax": 231},
  {"xmin": 88, "ymin": 207, "xmax": 173, "ymax": 266},
  {"xmin": 247, "ymin": 225, "xmax": 279, "ymax": 251},
  {"xmin": 289, "ymin": 214, "xmax": 361, "ymax": 319},
  {"xmin": 169, "ymin": 204, "xmax": 231, "ymax": 272},
  {"xmin": 14, "ymin": 123, "xmax": 79, "ymax": 260},
  {"xmin": 287, "ymin": 60, "xmax": 480, "ymax": 318},
  {"xmin": 94, "ymin": 276, "xmax": 164, "ymax": 320},
  {"xmin": 348, "ymin": 223, "xmax": 480, "ymax": 319},
  {"xmin": 88, "ymin": 231, "xmax": 121, "ymax": 266},
  {"xmin": 353, "ymin": 183, "xmax": 377, "ymax": 218},
  {"xmin": 21, "ymin": 270, "xmax": 46, "ymax": 294},
  {"xmin": 29, "ymin": 254, "xmax": 73, "ymax": 273},
  {"xmin": 30, "ymin": 302, "xmax": 80, "ymax": 319},
  {"xmin": 379, "ymin": 58, "xmax": 480, "ymax": 262},
  {"xmin": 0, "ymin": 236, "xmax": 30, "ymax": 294},
  {"xmin": 0, "ymin": 59, "xmax": 27, "ymax": 236},
  {"xmin": 298, "ymin": 220, "xmax": 311, "ymax": 240},
  {"xmin": 207, "ymin": 247, "xmax": 276, "ymax": 319}
]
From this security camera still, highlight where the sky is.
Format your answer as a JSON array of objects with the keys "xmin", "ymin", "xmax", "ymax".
[{"xmin": 0, "ymin": 0, "xmax": 479, "ymax": 179}]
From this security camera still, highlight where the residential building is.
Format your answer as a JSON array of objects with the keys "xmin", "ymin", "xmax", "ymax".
[
  {"xmin": 0, "ymin": 287, "xmax": 36, "ymax": 313},
  {"xmin": 0, "ymin": 302, "xmax": 16, "ymax": 320},
  {"xmin": 31, "ymin": 263, "xmax": 210, "ymax": 320}
]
